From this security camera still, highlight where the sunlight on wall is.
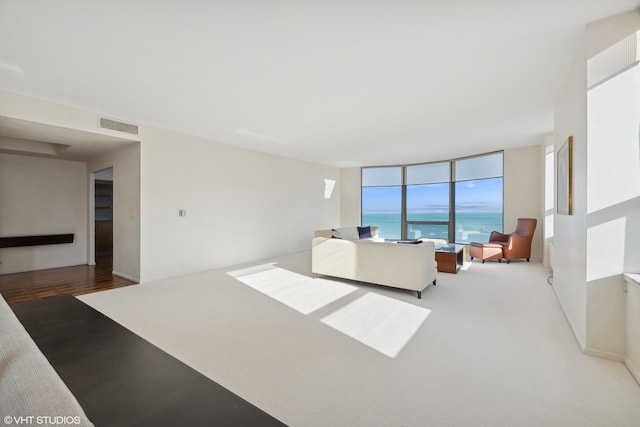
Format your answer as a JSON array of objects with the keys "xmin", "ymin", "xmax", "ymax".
[
  {"xmin": 545, "ymin": 147, "xmax": 555, "ymax": 210},
  {"xmin": 586, "ymin": 217, "xmax": 626, "ymax": 282},
  {"xmin": 324, "ymin": 179, "xmax": 336, "ymax": 199},
  {"xmin": 321, "ymin": 293, "xmax": 431, "ymax": 358},
  {"xmin": 544, "ymin": 215, "xmax": 554, "ymax": 240},
  {"xmin": 0, "ymin": 60, "xmax": 23, "ymax": 74},
  {"xmin": 587, "ymin": 61, "xmax": 640, "ymax": 214},
  {"xmin": 228, "ymin": 263, "xmax": 357, "ymax": 314},
  {"xmin": 545, "ymin": 146, "xmax": 554, "ymax": 239}
]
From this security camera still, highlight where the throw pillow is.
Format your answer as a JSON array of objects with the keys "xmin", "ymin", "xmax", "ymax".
[
  {"xmin": 335, "ymin": 226, "xmax": 360, "ymax": 240},
  {"xmin": 357, "ymin": 226, "xmax": 372, "ymax": 239}
]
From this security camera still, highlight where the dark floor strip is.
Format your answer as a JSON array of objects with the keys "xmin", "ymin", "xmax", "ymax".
[{"xmin": 11, "ymin": 296, "xmax": 286, "ymax": 427}]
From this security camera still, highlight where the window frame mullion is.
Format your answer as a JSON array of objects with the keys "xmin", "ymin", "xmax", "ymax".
[{"xmin": 401, "ymin": 166, "xmax": 407, "ymax": 240}]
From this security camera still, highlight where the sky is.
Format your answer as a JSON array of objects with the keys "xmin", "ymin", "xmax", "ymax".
[{"xmin": 362, "ymin": 178, "xmax": 503, "ymax": 212}]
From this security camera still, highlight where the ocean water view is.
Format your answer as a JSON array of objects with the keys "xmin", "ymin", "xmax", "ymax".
[{"xmin": 362, "ymin": 211, "xmax": 502, "ymax": 243}]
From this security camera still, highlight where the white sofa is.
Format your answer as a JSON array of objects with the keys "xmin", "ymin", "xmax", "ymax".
[
  {"xmin": 0, "ymin": 295, "xmax": 94, "ymax": 426},
  {"xmin": 312, "ymin": 228, "xmax": 438, "ymax": 298}
]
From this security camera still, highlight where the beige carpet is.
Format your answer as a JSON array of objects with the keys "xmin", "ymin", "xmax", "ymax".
[{"xmin": 78, "ymin": 252, "xmax": 640, "ymax": 426}]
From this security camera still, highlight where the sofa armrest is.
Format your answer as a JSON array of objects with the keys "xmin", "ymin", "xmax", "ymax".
[{"xmin": 0, "ymin": 296, "xmax": 94, "ymax": 426}]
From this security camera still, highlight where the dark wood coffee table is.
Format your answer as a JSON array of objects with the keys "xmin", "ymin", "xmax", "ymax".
[{"xmin": 434, "ymin": 244, "xmax": 467, "ymax": 274}]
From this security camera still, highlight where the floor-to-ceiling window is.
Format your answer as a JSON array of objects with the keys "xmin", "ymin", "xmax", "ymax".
[
  {"xmin": 453, "ymin": 153, "xmax": 503, "ymax": 243},
  {"xmin": 361, "ymin": 152, "xmax": 503, "ymax": 243},
  {"xmin": 406, "ymin": 162, "xmax": 450, "ymax": 240},
  {"xmin": 361, "ymin": 166, "xmax": 403, "ymax": 239}
]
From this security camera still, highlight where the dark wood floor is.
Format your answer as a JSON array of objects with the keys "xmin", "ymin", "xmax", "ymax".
[{"xmin": 0, "ymin": 256, "xmax": 136, "ymax": 305}]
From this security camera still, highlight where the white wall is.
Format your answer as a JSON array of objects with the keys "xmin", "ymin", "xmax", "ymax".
[
  {"xmin": 584, "ymin": 21, "xmax": 640, "ymax": 359},
  {"xmin": 587, "ymin": 9, "xmax": 640, "ymax": 57},
  {"xmin": 0, "ymin": 91, "xmax": 134, "ymax": 141},
  {"xmin": 503, "ymin": 145, "xmax": 543, "ymax": 260},
  {"xmin": 0, "ymin": 153, "xmax": 88, "ymax": 273},
  {"xmin": 553, "ymin": 35, "xmax": 589, "ymax": 350},
  {"xmin": 541, "ymin": 134, "xmax": 555, "ymax": 270},
  {"xmin": 552, "ymin": 8, "xmax": 640, "ymax": 360},
  {"xmin": 0, "ymin": 90, "xmax": 341, "ymax": 283},
  {"xmin": 585, "ymin": 62, "xmax": 639, "ymax": 359},
  {"xmin": 88, "ymin": 143, "xmax": 141, "ymax": 282},
  {"xmin": 340, "ymin": 168, "xmax": 361, "ymax": 226},
  {"xmin": 139, "ymin": 127, "xmax": 340, "ymax": 282},
  {"xmin": 626, "ymin": 277, "xmax": 640, "ymax": 383}
]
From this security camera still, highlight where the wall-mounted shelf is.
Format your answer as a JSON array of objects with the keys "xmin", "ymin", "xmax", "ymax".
[{"xmin": 0, "ymin": 234, "xmax": 75, "ymax": 248}]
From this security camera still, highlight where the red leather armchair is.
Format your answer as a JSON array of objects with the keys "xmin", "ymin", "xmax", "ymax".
[{"xmin": 489, "ymin": 218, "xmax": 537, "ymax": 263}]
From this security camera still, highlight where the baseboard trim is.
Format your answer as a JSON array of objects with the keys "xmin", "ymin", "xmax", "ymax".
[
  {"xmin": 552, "ymin": 286, "xmax": 628, "ymax": 363},
  {"xmin": 625, "ymin": 357, "xmax": 640, "ymax": 386},
  {"xmin": 584, "ymin": 347, "xmax": 625, "ymax": 362},
  {"xmin": 551, "ymin": 286, "xmax": 587, "ymax": 351},
  {"xmin": 112, "ymin": 271, "xmax": 139, "ymax": 283}
]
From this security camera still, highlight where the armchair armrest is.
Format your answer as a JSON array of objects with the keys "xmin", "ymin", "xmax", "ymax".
[{"xmin": 507, "ymin": 233, "xmax": 530, "ymax": 250}]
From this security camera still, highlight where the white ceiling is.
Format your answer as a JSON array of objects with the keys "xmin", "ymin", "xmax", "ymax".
[{"xmin": 1, "ymin": 1, "xmax": 639, "ymax": 167}]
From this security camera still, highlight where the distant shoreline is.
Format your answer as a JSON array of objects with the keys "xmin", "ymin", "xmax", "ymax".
[{"xmin": 362, "ymin": 211, "xmax": 502, "ymax": 242}]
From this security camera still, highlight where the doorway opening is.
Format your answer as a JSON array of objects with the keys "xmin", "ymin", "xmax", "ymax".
[{"xmin": 95, "ymin": 168, "xmax": 113, "ymax": 267}]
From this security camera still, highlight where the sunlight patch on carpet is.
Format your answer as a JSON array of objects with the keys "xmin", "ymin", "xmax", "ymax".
[
  {"xmin": 321, "ymin": 293, "xmax": 431, "ymax": 358},
  {"xmin": 227, "ymin": 263, "xmax": 357, "ymax": 315}
]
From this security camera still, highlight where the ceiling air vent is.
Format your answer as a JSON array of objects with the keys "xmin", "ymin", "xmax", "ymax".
[
  {"xmin": 99, "ymin": 117, "xmax": 139, "ymax": 135},
  {"xmin": 587, "ymin": 31, "xmax": 640, "ymax": 89}
]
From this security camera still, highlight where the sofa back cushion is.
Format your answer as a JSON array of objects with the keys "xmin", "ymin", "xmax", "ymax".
[
  {"xmin": 334, "ymin": 226, "xmax": 360, "ymax": 240},
  {"xmin": 315, "ymin": 226, "xmax": 379, "ymax": 240},
  {"xmin": 311, "ymin": 237, "xmax": 435, "ymax": 292}
]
